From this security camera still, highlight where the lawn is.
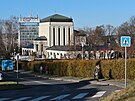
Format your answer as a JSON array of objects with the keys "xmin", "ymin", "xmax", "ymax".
[
  {"xmin": 0, "ymin": 82, "xmax": 28, "ymax": 90},
  {"xmin": 102, "ymin": 82, "xmax": 135, "ymax": 101}
]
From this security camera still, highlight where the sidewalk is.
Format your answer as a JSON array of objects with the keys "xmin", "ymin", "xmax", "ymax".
[
  {"xmin": 46, "ymin": 76, "xmax": 131, "ymax": 88},
  {"xmin": 90, "ymin": 80, "xmax": 131, "ymax": 88},
  {"xmin": 21, "ymin": 70, "xmax": 131, "ymax": 89}
]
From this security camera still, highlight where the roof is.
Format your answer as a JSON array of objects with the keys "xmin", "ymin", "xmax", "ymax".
[
  {"xmin": 74, "ymin": 30, "xmax": 86, "ymax": 36},
  {"xmin": 46, "ymin": 45, "xmax": 110, "ymax": 51},
  {"xmin": 34, "ymin": 36, "xmax": 47, "ymax": 41},
  {"xmin": 40, "ymin": 14, "xmax": 73, "ymax": 23},
  {"xmin": 24, "ymin": 44, "xmax": 34, "ymax": 48},
  {"xmin": 46, "ymin": 45, "xmax": 81, "ymax": 51}
]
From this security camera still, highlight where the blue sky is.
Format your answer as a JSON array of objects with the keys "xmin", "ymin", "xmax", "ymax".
[{"xmin": 1, "ymin": 0, "xmax": 135, "ymax": 29}]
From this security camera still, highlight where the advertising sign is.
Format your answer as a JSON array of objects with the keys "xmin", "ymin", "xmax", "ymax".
[
  {"xmin": 19, "ymin": 17, "xmax": 40, "ymax": 23},
  {"xmin": 2, "ymin": 60, "xmax": 13, "ymax": 71}
]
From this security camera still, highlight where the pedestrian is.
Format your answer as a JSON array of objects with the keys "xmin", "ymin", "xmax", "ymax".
[
  {"xmin": 40, "ymin": 65, "xmax": 43, "ymax": 75},
  {"xmin": 0, "ymin": 73, "xmax": 3, "ymax": 81},
  {"xmin": 45, "ymin": 65, "xmax": 48, "ymax": 75},
  {"xmin": 94, "ymin": 61, "xmax": 102, "ymax": 81}
]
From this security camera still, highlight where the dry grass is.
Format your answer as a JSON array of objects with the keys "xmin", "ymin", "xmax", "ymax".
[
  {"xmin": 0, "ymin": 81, "xmax": 17, "ymax": 85},
  {"xmin": 0, "ymin": 82, "xmax": 28, "ymax": 90},
  {"xmin": 102, "ymin": 82, "xmax": 135, "ymax": 101}
]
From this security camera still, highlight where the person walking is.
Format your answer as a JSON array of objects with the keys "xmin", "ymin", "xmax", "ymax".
[
  {"xmin": 45, "ymin": 65, "xmax": 48, "ymax": 75},
  {"xmin": 94, "ymin": 64, "xmax": 100, "ymax": 81},
  {"xmin": 40, "ymin": 65, "xmax": 43, "ymax": 75}
]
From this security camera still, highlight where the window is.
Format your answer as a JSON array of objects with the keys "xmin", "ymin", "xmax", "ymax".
[
  {"xmin": 58, "ymin": 27, "xmax": 60, "ymax": 45},
  {"xmin": 68, "ymin": 27, "xmax": 70, "ymax": 45},
  {"xmin": 41, "ymin": 44, "xmax": 43, "ymax": 52},
  {"xmin": 63, "ymin": 27, "xmax": 65, "ymax": 46},
  {"xmin": 36, "ymin": 44, "xmax": 38, "ymax": 51}
]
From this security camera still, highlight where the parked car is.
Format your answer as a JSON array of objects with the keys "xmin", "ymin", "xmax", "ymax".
[{"xmin": 0, "ymin": 73, "xmax": 3, "ymax": 81}]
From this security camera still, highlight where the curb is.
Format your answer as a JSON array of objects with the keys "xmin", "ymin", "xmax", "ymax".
[{"xmin": 49, "ymin": 77, "xmax": 81, "ymax": 82}]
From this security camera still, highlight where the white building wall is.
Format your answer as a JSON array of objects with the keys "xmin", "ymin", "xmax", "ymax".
[
  {"xmin": 70, "ymin": 26, "xmax": 74, "ymax": 45},
  {"xmin": 33, "ymin": 40, "xmax": 48, "ymax": 56},
  {"xmin": 39, "ymin": 22, "xmax": 74, "ymax": 47},
  {"xmin": 39, "ymin": 22, "xmax": 50, "ymax": 46},
  {"xmin": 50, "ymin": 26, "xmax": 53, "ymax": 47}
]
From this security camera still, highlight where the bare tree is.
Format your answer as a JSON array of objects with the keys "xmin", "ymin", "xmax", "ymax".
[
  {"xmin": 0, "ymin": 16, "xmax": 18, "ymax": 57},
  {"xmin": 117, "ymin": 18, "xmax": 135, "ymax": 58}
]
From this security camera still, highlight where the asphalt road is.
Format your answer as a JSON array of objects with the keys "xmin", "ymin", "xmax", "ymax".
[{"xmin": 0, "ymin": 71, "xmax": 122, "ymax": 101}]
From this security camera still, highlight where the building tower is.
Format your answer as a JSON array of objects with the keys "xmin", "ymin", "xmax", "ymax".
[{"xmin": 18, "ymin": 15, "xmax": 40, "ymax": 49}]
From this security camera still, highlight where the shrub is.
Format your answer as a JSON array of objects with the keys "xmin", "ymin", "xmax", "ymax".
[{"xmin": 19, "ymin": 59, "xmax": 135, "ymax": 80}]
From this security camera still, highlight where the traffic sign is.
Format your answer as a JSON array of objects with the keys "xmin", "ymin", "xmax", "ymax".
[{"xmin": 121, "ymin": 36, "xmax": 131, "ymax": 47}]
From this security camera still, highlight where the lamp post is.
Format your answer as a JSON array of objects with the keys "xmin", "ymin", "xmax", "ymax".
[
  {"xmin": 81, "ymin": 37, "xmax": 85, "ymax": 60},
  {"xmin": 14, "ymin": 49, "xmax": 16, "ymax": 60},
  {"xmin": 81, "ymin": 42, "xmax": 84, "ymax": 60}
]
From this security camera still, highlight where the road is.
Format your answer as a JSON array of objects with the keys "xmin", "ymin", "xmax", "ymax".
[{"xmin": 0, "ymin": 71, "xmax": 122, "ymax": 101}]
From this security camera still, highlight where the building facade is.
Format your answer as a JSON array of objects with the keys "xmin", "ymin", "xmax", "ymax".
[
  {"xmin": 18, "ymin": 15, "xmax": 40, "ymax": 48},
  {"xmin": 39, "ymin": 14, "xmax": 74, "ymax": 47}
]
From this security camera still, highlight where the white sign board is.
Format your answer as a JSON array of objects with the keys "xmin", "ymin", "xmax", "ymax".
[{"xmin": 19, "ymin": 17, "xmax": 40, "ymax": 23}]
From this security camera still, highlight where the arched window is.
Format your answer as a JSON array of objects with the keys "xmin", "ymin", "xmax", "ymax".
[
  {"xmin": 60, "ymin": 53, "xmax": 63, "ymax": 59},
  {"xmin": 54, "ymin": 53, "xmax": 56, "ymax": 59},
  {"xmin": 41, "ymin": 44, "xmax": 43, "ymax": 52}
]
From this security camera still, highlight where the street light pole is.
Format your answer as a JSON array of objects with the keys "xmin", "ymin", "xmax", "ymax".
[
  {"xmin": 81, "ymin": 42, "xmax": 84, "ymax": 60},
  {"xmin": 14, "ymin": 49, "xmax": 16, "ymax": 60}
]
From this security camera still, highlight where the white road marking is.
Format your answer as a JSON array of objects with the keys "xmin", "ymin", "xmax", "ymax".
[
  {"xmin": 50, "ymin": 94, "xmax": 70, "ymax": 100},
  {"xmin": 33, "ymin": 81, "xmax": 51, "ymax": 84},
  {"xmin": 91, "ymin": 91, "xmax": 106, "ymax": 98},
  {"xmin": 30, "ymin": 96, "xmax": 50, "ymax": 101},
  {"xmin": 72, "ymin": 92, "xmax": 89, "ymax": 99},
  {"xmin": 0, "ymin": 98, "xmax": 10, "ymax": 101},
  {"xmin": 11, "ymin": 97, "xmax": 31, "ymax": 101}
]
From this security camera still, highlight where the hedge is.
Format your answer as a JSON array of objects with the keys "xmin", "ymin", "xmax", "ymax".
[{"xmin": 19, "ymin": 59, "xmax": 135, "ymax": 80}]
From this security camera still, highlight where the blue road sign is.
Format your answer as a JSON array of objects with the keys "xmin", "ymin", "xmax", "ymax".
[
  {"xmin": 121, "ymin": 36, "xmax": 131, "ymax": 47},
  {"xmin": 1, "ymin": 60, "xmax": 13, "ymax": 71}
]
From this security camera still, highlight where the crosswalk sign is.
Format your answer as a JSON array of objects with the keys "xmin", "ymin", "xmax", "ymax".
[{"xmin": 121, "ymin": 36, "xmax": 131, "ymax": 47}]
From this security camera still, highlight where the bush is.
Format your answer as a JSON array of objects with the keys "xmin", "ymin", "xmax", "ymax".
[{"xmin": 19, "ymin": 59, "xmax": 135, "ymax": 80}]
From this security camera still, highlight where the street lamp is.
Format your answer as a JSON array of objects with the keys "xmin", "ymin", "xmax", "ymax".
[
  {"xmin": 14, "ymin": 49, "xmax": 16, "ymax": 60},
  {"xmin": 81, "ymin": 38, "xmax": 85, "ymax": 60},
  {"xmin": 81, "ymin": 42, "xmax": 84, "ymax": 60}
]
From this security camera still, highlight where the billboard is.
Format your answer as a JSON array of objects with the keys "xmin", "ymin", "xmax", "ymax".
[
  {"xmin": 2, "ymin": 60, "xmax": 14, "ymax": 71},
  {"xmin": 19, "ymin": 17, "xmax": 40, "ymax": 23}
]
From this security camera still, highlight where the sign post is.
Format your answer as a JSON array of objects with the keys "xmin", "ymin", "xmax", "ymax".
[
  {"xmin": 17, "ymin": 54, "xmax": 19, "ymax": 84},
  {"xmin": 121, "ymin": 36, "xmax": 131, "ymax": 88}
]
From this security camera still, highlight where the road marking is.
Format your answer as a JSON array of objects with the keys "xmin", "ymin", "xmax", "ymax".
[
  {"xmin": 91, "ymin": 91, "xmax": 106, "ymax": 98},
  {"xmin": 50, "ymin": 94, "xmax": 70, "ymax": 100},
  {"xmin": 33, "ymin": 81, "xmax": 51, "ymax": 84},
  {"xmin": 30, "ymin": 96, "xmax": 50, "ymax": 101},
  {"xmin": 11, "ymin": 97, "xmax": 31, "ymax": 101},
  {"xmin": 72, "ymin": 92, "xmax": 89, "ymax": 99},
  {"xmin": 0, "ymin": 98, "xmax": 10, "ymax": 101}
]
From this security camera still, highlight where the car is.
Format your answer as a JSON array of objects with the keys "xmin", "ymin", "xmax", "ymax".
[{"xmin": 0, "ymin": 73, "xmax": 3, "ymax": 81}]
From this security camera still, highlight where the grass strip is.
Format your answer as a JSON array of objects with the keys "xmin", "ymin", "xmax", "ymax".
[{"xmin": 0, "ymin": 82, "xmax": 29, "ymax": 90}]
